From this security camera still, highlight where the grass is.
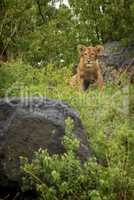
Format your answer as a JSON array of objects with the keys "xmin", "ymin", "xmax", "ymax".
[{"xmin": 0, "ymin": 60, "xmax": 133, "ymax": 140}]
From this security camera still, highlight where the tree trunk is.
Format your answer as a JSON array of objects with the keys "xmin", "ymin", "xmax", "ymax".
[
  {"xmin": 0, "ymin": 0, "xmax": 8, "ymax": 62},
  {"xmin": 0, "ymin": 41, "xmax": 8, "ymax": 62}
]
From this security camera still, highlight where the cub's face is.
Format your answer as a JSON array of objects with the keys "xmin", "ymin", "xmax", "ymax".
[
  {"xmin": 82, "ymin": 47, "xmax": 97, "ymax": 65},
  {"xmin": 78, "ymin": 45, "xmax": 104, "ymax": 66}
]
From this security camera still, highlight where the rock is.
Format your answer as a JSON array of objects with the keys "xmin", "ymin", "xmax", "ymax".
[
  {"xmin": 102, "ymin": 41, "xmax": 134, "ymax": 67},
  {"xmin": 99, "ymin": 41, "xmax": 134, "ymax": 81},
  {"xmin": 0, "ymin": 97, "xmax": 90, "ymax": 186}
]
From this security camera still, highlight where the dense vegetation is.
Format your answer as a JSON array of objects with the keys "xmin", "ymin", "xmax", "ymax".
[
  {"xmin": 1, "ymin": 0, "xmax": 134, "ymax": 66},
  {"xmin": 0, "ymin": 0, "xmax": 134, "ymax": 199},
  {"xmin": 21, "ymin": 116, "xmax": 134, "ymax": 200}
]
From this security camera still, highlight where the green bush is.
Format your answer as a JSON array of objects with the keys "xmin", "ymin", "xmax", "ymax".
[
  {"xmin": 20, "ymin": 118, "xmax": 99, "ymax": 200},
  {"xmin": 21, "ymin": 118, "xmax": 134, "ymax": 200}
]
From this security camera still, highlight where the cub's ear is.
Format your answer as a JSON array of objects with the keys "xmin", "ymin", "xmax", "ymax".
[
  {"xmin": 95, "ymin": 45, "xmax": 104, "ymax": 56},
  {"xmin": 77, "ymin": 45, "xmax": 86, "ymax": 54}
]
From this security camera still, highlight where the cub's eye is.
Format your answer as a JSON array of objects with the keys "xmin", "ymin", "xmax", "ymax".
[{"xmin": 84, "ymin": 52, "xmax": 88, "ymax": 56}]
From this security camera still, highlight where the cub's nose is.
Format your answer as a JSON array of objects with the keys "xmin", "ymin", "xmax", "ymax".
[{"xmin": 87, "ymin": 59, "xmax": 91, "ymax": 63}]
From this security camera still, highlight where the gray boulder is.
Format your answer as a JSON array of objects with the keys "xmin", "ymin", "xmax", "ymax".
[
  {"xmin": 0, "ymin": 97, "xmax": 90, "ymax": 186},
  {"xmin": 99, "ymin": 41, "xmax": 134, "ymax": 81},
  {"xmin": 102, "ymin": 41, "xmax": 134, "ymax": 67}
]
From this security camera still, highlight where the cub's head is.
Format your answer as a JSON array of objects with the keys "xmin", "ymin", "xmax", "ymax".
[{"xmin": 78, "ymin": 45, "xmax": 104, "ymax": 65}]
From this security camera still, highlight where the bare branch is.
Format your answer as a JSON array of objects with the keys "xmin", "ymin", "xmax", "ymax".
[{"xmin": 35, "ymin": 0, "xmax": 46, "ymax": 23}]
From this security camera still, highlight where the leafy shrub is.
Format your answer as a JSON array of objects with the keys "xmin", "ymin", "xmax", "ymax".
[
  {"xmin": 21, "ymin": 118, "xmax": 134, "ymax": 200},
  {"xmin": 21, "ymin": 118, "xmax": 99, "ymax": 200}
]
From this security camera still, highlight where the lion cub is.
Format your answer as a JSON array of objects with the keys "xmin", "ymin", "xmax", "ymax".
[{"xmin": 70, "ymin": 45, "xmax": 104, "ymax": 91}]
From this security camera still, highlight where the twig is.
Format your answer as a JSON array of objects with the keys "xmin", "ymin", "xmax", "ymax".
[
  {"xmin": 12, "ymin": 192, "xmax": 20, "ymax": 200},
  {"xmin": 0, "ymin": 194, "xmax": 10, "ymax": 200},
  {"xmin": 1, "ymin": 24, "xmax": 18, "ymax": 56},
  {"xmin": 35, "ymin": 0, "xmax": 46, "ymax": 23}
]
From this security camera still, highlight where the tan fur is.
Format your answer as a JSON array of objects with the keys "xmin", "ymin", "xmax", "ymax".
[{"xmin": 70, "ymin": 45, "xmax": 104, "ymax": 91}]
